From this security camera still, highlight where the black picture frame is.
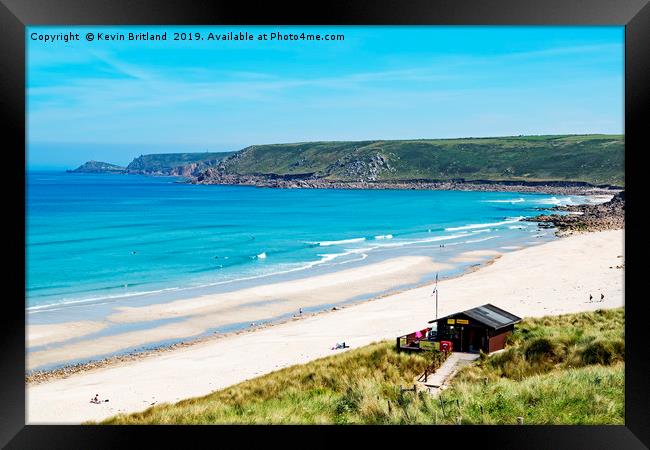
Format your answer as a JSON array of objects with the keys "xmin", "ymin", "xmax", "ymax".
[{"xmin": 2, "ymin": 0, "xmax": 647, "ymax": 448}]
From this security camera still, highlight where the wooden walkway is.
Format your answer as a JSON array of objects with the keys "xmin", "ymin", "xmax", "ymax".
[{"xmin": 416, "ymin": 352, "xmax": 480, "ymax": 395}]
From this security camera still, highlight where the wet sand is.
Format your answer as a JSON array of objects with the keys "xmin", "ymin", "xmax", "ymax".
[{"xmin": 27, "ymin": 256, "xmax": 451, "ymax": 370}]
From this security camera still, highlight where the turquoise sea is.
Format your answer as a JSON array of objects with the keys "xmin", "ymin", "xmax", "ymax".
[{"xmin": 26, "ymin": 171, "xmax": 592, "ymax": 325}]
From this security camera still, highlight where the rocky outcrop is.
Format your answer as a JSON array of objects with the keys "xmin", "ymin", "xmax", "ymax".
[
  {"xmin": 67, "ymin": 161, "xmax": 125, "ymax": 173},
  {"xmin": 528, "ymin": 191, "xmax": 624, "ymax": 235},
  {"xmin": 193, "ymin": 169, "xmax": 620, "ymax": 196},
  {"xmin": 323, "ymin": 151, "xmax": 396, "ymax": 181},
  {"xmin": 163, "ymin": 160, "xmax": 224, "ymax": 177}
]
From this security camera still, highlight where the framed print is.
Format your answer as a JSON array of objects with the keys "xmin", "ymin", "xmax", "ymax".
[{"xmin": 1, "ymin": 0, "xmax": 648, "ymax": 448}]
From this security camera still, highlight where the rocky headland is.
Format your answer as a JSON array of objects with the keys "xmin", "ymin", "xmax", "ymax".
[{"xmin": 528, "ymin": 191, "xmax": 625, "ymax": 235}]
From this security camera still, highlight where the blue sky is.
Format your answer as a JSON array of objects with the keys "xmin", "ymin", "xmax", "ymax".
[{"xmin": 27, "ymin": 26, "xmax": 624, "ymax": 169}]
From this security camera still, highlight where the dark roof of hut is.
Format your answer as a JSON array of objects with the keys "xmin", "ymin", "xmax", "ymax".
[{"xmin": 428, "ymin": 304, "xmax": 521, "ymax": 330}]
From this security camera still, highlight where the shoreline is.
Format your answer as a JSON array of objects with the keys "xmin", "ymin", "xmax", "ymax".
[
  {"xmin": 26, "ymin": 229, "xmax": 624, "ymax": 424},
  {"xmin": 26, "ymin": 255, "xmax": 454, "ymax": 372},
  {"xmin": 65, "ymin": 169, "xmax": 623, "ymax": 196},
  {"xmin": 26, "ymin": 256, "xmax": 495, "ymax": 383},
  {"xmin": 192, "ymin": 175, "xmax": 622, "ymax": 196}
]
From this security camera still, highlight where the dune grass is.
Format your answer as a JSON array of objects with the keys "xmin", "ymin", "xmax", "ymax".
[
  {"xmin": 101, "ymin": 341, "xmax": 431, "ymax": 424},
  {"xmin": 100, "ymin": 308, "xmax": 624, "ymax": 425},
  {"xmin": 438, "ymin": 364, "xmax": 623, "ymax": 425},
  {"xmin": 455, "ymin": 307, "xmax": 624, "ymax": 383}
]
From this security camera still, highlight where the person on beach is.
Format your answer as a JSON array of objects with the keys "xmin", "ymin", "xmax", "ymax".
[
  {"xmin": 589, "ymin": 294, "xmax": 593, "ymax": 303},
  {"xmin": 601, "ymin": 293, "xmax": 605, "ymax": 302},
  {"xmin": 299, "ymin": 307, "xmax": 302, "ymax": 316},
  {"xmin": 90, "ymin": 394, "xmax": 100, "ymax": 404}
]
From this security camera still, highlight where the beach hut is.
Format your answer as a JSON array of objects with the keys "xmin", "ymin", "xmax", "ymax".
[{"xmin": 427, "ymin": 303, "xmax": 521, "ymax": 353}]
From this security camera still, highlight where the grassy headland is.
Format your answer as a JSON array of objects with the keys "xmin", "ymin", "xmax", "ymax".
[
  {"xmin": 203, "ymin": 134, "xmax": 624, "ymax": 186},
  {"xmin": 101, "ymin": 308, "xmax": 624, "ymax": 425}
]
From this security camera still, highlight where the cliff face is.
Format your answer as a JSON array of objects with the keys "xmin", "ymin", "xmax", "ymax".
[
  {"xmin": 67, "ymin": 161, "xmax": 125, "ymax": 173},
  {"xmin": 124, "ymin": 152, "xmax": 235, "ymax": 176}
]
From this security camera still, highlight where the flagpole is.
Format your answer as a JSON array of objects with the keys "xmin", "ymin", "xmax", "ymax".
[
  {"xmin": 435, "ymin": 272, "xmax": 439, "ymax": 320},
  {"xmin": 436, "ymin": 288, "xmax": 438, "ymax": 320}
]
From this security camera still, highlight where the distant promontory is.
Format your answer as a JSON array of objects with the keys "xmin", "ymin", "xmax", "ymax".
[
  {"xmin": 67, "ymin": 161, "xmax": 126, "ymax": 173},
  {"xmin": 68, "ymin": 152, "xmax": 235, "ymax": 176}
]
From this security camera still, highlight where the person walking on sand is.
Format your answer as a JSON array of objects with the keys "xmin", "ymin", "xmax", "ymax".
[
  {"xmin": 589, "ymin": 294, "xmax": 593, "ymax": 303},
  {"xmin": 601, "ymin": 293, "xmax": 605, "ymax": 302}
]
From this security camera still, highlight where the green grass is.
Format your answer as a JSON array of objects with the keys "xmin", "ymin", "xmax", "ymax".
[
  {"xmin": 214, "ymin": 134, "xmax": 624, "ymax": 186},
  {"xmin": 100, "ymin": 308, "xmax": 624, "ymax": 425},
  {"xmin": 100, "ymin": 341, "xmax": 431, "ymax": 424},
  {"xmin": 431, "ymin": 364, "xmax": 623, "ymax": 425},
  {"xmin": 114, "ymin": 134, "xmax": 624, "ymax": 185},
  {"xmin": 456, "ymin": 308, "xmax": 624, "ymax": 382}
]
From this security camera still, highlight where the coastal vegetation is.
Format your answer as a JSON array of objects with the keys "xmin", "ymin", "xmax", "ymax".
[
  {"xmin": 70, "ymin": 134, "xmax": 624, "ymax": 187},
  {"xmin": 202, "ymin": 134, "xmax": 624, "ymax": 186},
  {"xmin": 100, "ymin": 308, "xmax": 624, "ymax": 425}
]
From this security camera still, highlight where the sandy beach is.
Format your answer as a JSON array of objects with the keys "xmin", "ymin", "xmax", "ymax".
[
  {"xmin": 26, "ymin": 229, "xmax": 624, "ymax": 424},
  {"xmin": 27, "ymin": 321, "xmax": 107, "ymax": 348},
  {"xmin": 27, "ymin": 256, "xmax": 451, "ymax": 370}
]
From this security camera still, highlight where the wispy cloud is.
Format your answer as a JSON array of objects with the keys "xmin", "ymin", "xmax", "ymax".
[{"xmin": 27, "ymin": 28, "xmax": 624, "ymax": 150}]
